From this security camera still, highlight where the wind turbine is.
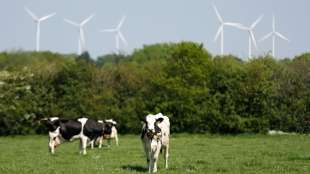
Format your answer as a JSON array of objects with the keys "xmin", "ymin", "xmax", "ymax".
[
  {"xmin": 25, "ymin": 7, "xmax": 56, "ymax": 51},
  {"xmin": 259, "ymin": 15, "xmax": 289, "ymax": 58},
  {"xmin": 213, "ymin": 5, "xmax": 243, "ymax": 55},
  {"xmin": 235, "ymin": 15, "xmax": 264, "ymax": 58},
  {"xmin": 64, "ymin": 14, "xmax": 95, "ymax": 55},
  {"xmin": 99, "ymin": 16, "xmax": 128, "ymax": 53}
]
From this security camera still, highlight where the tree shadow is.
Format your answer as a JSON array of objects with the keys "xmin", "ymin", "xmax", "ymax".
[{"xmin": 121, "ymin": 164, "xmax": 148, "ymax": 173}]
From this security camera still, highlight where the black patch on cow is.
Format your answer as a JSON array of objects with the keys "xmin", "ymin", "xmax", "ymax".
[
  {"xmin": 141, "ymin": 127, "xmax": 147, "ymax": 139},
  {"xmin": 43, "ymin": 119, "xmax": 60, "ymax": 132},
  {"xmin": 154, "ymin": 124, "xmax": 161, "ymax": 134},
  {"xmin": 59, "ymin": 119, "xmax": 82, "ymax": 140},
  {"xmin": 103, "ymin": 122, "xmax": 113, "ymax": 135},
  {"xmin": 156, "ymin": 117, "xmax": 164, "ymax": 123},
  {"xmin": 83, "ymin": 119, "xmax": 105, "ymax": 141}
]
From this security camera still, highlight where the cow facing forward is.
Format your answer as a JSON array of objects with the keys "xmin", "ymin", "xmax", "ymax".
[
  {"xmin": 42, "ymin": 117, "xmax": 112, "ymax": 155},
  {"xmin": 141, "ymin": 113, "xmax": 170, "ymax": 173},
  {"xmin": 93, "ymin": 119, "xmax": 119, "ymax": 148},
  {"xmin": 104, "ymin": 119, "xmax": 119, "ymax": 146}
]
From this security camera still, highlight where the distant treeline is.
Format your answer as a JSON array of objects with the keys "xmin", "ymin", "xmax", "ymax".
[{"xmin": 0, "ymin": 42, "xmax": 309, "ymax": 135}]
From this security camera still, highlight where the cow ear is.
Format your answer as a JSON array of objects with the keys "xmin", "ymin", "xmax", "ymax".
[{"xmin": 156, "ymin": 118, "xmax": 164, "ymax": 123}]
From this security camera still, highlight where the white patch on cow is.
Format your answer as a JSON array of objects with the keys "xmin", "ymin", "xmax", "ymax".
[
  {"xmin": 105, "ymin": 119, "xmax": 117, "ymax": 125},
  {"xmin": 78, "ymin": 118, "xmax": 88, "ymax": 127},
  {"xmin": 77, "ymin": 117, "xmax": 89, "ymax": 155},
  {"xmin": 69, "ymin": 134, "xmax": 80, "ymax": 141},
  {"xmin": 108, "ymin": 126, "xmax": 119, "ymax": 146},
  {"xmin": 145, "ymin": 114, "xmax": 156, "ymax": 132},
  {"xmin": 49, "ymin": 117, "xmax": 59, "ymax": 121}
]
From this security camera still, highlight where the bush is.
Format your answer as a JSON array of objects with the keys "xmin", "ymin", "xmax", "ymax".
[{"xmin": 0, "ymin": 44, "xmax": 309, "ymax": 135}]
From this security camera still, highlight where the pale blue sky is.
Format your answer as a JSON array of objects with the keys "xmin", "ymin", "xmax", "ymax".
[{"xmin": 1, "ymin": 0, "xmax": 309, "ymax": 58}]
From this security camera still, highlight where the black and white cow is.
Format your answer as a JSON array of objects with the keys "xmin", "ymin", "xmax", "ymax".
[
  {"xmin": 103, "ymin": 119, "xmax": 119, "ymax": 146},
  {"xmin": 90, "ymin": 119, "xmax": 119, "ymax": 148},
  {"xmin": 141, "ymin": 113, "xmax": 170, "ymax": 173},
  {"xmin": 42, "ymin": 117, "xmax": 112, "ymax": 155}
]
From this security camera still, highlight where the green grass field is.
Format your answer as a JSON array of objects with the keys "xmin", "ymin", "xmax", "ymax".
[{"xmin": 0, "ymin": 134, "xmax": 309, "ymax": 174}]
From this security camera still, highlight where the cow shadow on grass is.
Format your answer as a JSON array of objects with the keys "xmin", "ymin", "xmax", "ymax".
[
  {"xmin": 121, "ymin": 164, "xmax": 148, "ymax": 173},
  {"xmin": 288, "ymin": 155, "xmax": 310, "ymax": 161}
]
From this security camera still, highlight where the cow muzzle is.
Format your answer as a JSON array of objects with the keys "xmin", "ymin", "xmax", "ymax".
[{"xmin": 146, "ymin": 129, "xmax": 161, "ymax": 140}]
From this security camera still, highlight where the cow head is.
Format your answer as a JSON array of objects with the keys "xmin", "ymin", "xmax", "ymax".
[
  {"xmin": 142, "ymin": 115, "xmax": 164, "ymax": 139},
  {"xmin": 41, "ymin": 117, "xmax": 60, "ymax": 132},
  {"xmin": 98, "ymin": 120, "xmax": 113, "ymax": 136},
  {"xmin": 41, "ymin": 117, "xmax": 62, "ymax": 153}
]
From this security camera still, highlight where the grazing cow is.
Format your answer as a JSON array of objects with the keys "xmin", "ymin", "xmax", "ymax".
[
  {"xmin": 104, "ymin": 119, "xmax": 119, "ymax": 146},
  {"xmin": 95, "ymin": 119, "xmax": 119, "ymax": 148},
  {"xmin": 42, "ymin": 117, "xmax": 112, "ymax": 155},
  {"xmin": 141, "ymin": 113, "xmax": 170, "ymax": 173}
]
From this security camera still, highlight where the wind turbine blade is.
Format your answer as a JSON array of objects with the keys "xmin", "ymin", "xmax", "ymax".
[
  {"xmin": 250, "ymin": 31, "xmax": 257, "ymax": 49},
  {"xmin": 99, "ymin": 29, "xmax": 116, "ymax": 32},
  {"xmin": 64, "ymin": 19, "xmax": 80, "ymax": 27},
  {"xmin": 117, "ymin": 16, "xmax": 127, "ymax": 29},
  {"xmin": 259, "ymin": 32, "xmax": 273, "ymax": 42},
  {"xmin": 251, "ymin": 15, "xmax": 264, "ymax": 28},
  {"xmin": 225, "ymin": 22, "xmax": 246, "ymax": 29},
  {"xmin": 118, "ymin": 32, "xmax": 127, "ymax": 45},
  {"xmin": 25, "ymin": 7, "xmax": 38, "ymax": 20},
  {"xmin": 213, "ymin": 5, "xmax": 223, "ymax": 23},
  {"xmin": 272, "ymin": 15, "xmax": 275, "ymax": 32},
  {"xmin": 214, "ymin": 26, "xmax": 222, "ymax": 42},
  {"xmin": 275, "ymin": 32, "xmax": 289, "ymax": 42},
  {"xmin": 81, "ymin": 14, "xmax": 95, "ymax": 26},
  {"xmin": 39, "ymin": 13, "xmax": 56, "ymax": 21}
]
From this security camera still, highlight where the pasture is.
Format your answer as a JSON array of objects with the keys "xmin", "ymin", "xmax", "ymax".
[{"xmin": 0, "ymin": 134, "xmax": 309, "ymax": 174}]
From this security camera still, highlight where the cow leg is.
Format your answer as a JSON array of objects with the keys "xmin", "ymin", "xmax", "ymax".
[
  {"xmin": 49, "ymin": 138, "xmax": 55, "ymax": 154},
  {"xmin": 81, "ymin": 137, "xmax": 88, "ymax": 155},
  {"xmin": 98, "ymin": 136, "xmax": 103, "ymax": 149},
  {"xmin": 142, "ymin": 139, "xmax": 151, "ymax": 171},
  {"xmin": 152, "ymin": 146, "xmax": 161, "ymax": 173},
  {"xmin": 164, "ymin": 145, "xmax": 169, "ymax": 169},
  {"xmin": 149, "ymin": 151, "xmax": 153, "ymax": 173},
  {"xmin": 115, "ymin": 134, "xmax": 119, "ymax": 146},
  {"xmin": 90, "ymin": 140, "xmax": 94, "ymax": 149},
  {"xmin": 79, "ymin": 138, "xmax": 83, "ymax": 154}
]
